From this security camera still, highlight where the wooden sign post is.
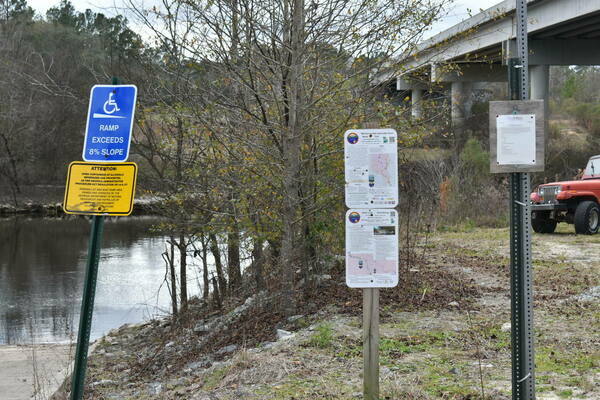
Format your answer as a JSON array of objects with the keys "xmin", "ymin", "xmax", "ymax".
[{"xmin": 363, "ymin": 288, "xmax": 379, "ymax": 399}]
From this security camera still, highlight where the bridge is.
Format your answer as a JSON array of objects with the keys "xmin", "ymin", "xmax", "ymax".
[{"xmin": 398, "ymin": 0, "xmax": 600, "ymax": 132}]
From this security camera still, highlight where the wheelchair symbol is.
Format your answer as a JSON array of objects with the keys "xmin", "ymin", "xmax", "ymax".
[{"xmin": 103, "ymin": 92, "xmax": 120, "ymax": 114}]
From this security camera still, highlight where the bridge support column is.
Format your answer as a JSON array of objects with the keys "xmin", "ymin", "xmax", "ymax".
[
  {"xmin": 451, "ymin": 81, "xmax": 473, "ymax": 150},
  {"xmin": 530, "ymin": 65, "xmax": 549, "ymax": 102},
  {"xmin": 411, "ymin": 89, "xmax": 424, "ymax": 119}
]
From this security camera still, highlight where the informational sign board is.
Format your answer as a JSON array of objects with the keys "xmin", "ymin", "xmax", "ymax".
[
  {"xmin": 344, "ymin": 129, "xmax": 398, "ymax": 208},
  {"xmin": 497, "ymin": 114, "xmax": 535, "ymax": 165},
  {"xmin": 82, "ymin": 85, "xmax": 137, "ymax": 162},
  {"xmin": 345, "ymin": 209, "xmax": 398, "ymax": 288},
  {"xmin": 490, "ymin": 100, "xmax": 544, "ymax": 173},
  {"xmin": 63, "ymin": 162, "xmax": 137, "ymax": 216}
]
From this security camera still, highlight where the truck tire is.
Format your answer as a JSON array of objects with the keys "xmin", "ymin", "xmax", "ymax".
[
  {"xmin": 532, "ymin": 211, "xmax": 557, "ymax": 233},
  {"xmin": 574, "ymin": 201, "xmax": 600, "ymax": 234}
]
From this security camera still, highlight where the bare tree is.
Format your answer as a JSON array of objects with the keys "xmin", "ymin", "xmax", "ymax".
[{"xmin": 129, "ymin": 0, "xmax": 447, "ymax": 314}]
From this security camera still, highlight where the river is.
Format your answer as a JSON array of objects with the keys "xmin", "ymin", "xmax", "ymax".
[{"xmin": 0, "ymin": 216, "xmax": 201, "ymax": 345}]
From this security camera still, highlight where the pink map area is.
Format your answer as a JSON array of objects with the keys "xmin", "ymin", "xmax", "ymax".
[
  {"xmin": 369, "ymin": 153, "xmax": 392, "ymax": 186},
  {"xmin": 347, "ymin": 253, "xmax": 396, "ymax": 276}
]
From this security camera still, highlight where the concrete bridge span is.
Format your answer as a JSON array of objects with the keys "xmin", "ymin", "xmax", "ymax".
[{"xmin": 398, "ymin": 0, "xmax": 600, "ymax": 127}]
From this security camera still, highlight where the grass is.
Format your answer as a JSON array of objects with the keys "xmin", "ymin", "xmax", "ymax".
[
  {"xmin": 202, "ymin": 365, "xmax": 233, "ymax": 390},
  {"xmin": 536, "ymin": 347, "xmax": 598, "ymax": 375},
  {"xmin": 306, "ymin": 323, "xmax": 335, "ymax": 349}
]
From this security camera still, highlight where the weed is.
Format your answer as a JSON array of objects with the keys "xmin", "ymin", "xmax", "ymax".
[
  {"xmin": 306, "ymin": 323, "xmax": 334, "ymax": 349},
  {"xmin": 558, "ymin": 389, "xmax": 573, "ymax": 398},
  {"xmin": 536, "ymin": 347, "xmax": 597, "ymax": 375}
]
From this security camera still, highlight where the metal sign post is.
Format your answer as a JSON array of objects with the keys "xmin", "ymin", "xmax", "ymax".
[
  {"xmin": 70, "ymin": 214, "xmax": 104, "ymax": 400},
  {"xmin": 510, "ymin": 1, "xmax": 536, "ymax": 399},
  {"xmin": 68, "ymin": 77, "xmax": 137, "ymax": 400}
]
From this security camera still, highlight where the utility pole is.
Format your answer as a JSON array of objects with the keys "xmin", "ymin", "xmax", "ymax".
[{"xmin": 507, "ymin": 1, "xmax": 536, "ymax": 399}]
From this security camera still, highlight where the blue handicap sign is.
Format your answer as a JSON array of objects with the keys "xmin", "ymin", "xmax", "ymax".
[{"xmin": 83, "ymin": 85, "xmax": 137, "ymax": 162}]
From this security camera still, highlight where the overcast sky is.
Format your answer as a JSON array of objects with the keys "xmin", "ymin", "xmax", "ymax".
[
  {"xmin": 429, "ymin": 0, "xmax": 504, "ymax": 36},
  {"xmin": 29, "ymin": 0, "xmax": 501, "ymax": 36}
]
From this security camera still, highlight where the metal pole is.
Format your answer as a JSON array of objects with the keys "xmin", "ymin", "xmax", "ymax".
[
  {"xmin": 70, "ymin": 215, "xmax": 104, "ymax": 400},
  {"xmin": 508, "ymin": 2, "xmax": 536, "ymax": 399},
  {"xmin": 363, "ymin": 287, "xmax": 379, "ymax": 400},
  {"xmin": 70, "ymin": 76, "xmax": 118, "ymax": 399}
]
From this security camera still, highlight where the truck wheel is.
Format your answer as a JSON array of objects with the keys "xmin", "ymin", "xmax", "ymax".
[
  {"xmin": 532, "ymin": 212, "xmax": 557, "ymax": 233},
  {"xmin": 574, "ymin": 201, "xmax": 600, "ymax": 234}
]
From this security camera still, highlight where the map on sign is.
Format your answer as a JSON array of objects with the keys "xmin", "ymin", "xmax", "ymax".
[
  {"xmin": 345, "ymin": 209, "xmax": 398, "ymax": 288},
  {"xmin": 344, "ymin": 129, "xmax": 398, "ymax": 208},
  {"xmin": 83, "ymin": 85, "xmax": 137, "ymax": 162},
  {"xmin": 63, "ymin": 162, "xmax": 138, "ymax": 216}
]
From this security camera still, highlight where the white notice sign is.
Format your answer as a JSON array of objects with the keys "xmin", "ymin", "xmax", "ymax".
[
  {"xmin": 345, "ymin": 209, "xmax": 398, "ymax": 288},
  {"xmin": 496, "ymin": 114, "xmax": 536, "ymax": 165},
  {"xmin": 344, "ymin": 129, "xmax": 398, "ymax": 208}
]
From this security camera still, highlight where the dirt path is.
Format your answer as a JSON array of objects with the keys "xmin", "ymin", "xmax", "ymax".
[
  {"xmin": 0, "ymin": 344, "xmax": 72, "ymax": 400},
  {"xmin": 431, "ymin": 227, "xmax": 600, "ymax": 399}
]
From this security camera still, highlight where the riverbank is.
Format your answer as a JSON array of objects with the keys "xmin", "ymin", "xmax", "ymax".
[
  {"xmin": 0, "ymin": 184, "xmax": 163, "ymax": 217},
  {"xmin": 0, "ymin": 198, "xmax": 161, "ymax": 217},
  {"xmin": 0, "ymin": 344, "xmax": 72, "ymax": 400},
  {"xmin": 49, "ymin": 226, "xmax": 599, "ymax": 399}
]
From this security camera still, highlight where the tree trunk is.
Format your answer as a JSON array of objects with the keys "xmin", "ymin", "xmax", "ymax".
[
  {"xmin": 209, "ymin": 233, "xmax": 227, "ymax": 297},
  {"xmin": 300, "ymin": 206, "xmax": 315, "ymax": 296},
  {"xmin": 252, "ymin": 237, "xmax": 265, "ymax": 292},
  {"xmin": 300, "ymin": 132, "xmax": 318, "ymax": 296},
  {"xmin": 212, "ymin": 276, "xmax": 222, "ymax": 309},
  {"xmin": 201, "ymin": 236, "xmax": 210, "ymax": 300},
  {"xmin": 227, "ymin": 227, "xmax": 241, "ymax": 293},
  {"xmin": 169, "ymin": 238, "xmax": 178, "ymax": 315},
  {"xmin": 163, "ymin": 238, "xmax": 178, "ymax": 316},
  {"xmin": 279, "ymin": 0, "xmax": 305, "ymax": 316},
  {"xmin": 0, "ymin": 132, "xmax": 22, "ymax": 207},
  {"xmin": 178, "ymin": 232, "xmax": 188, "ymax": 310},
  {"xmin": 268, "ymin": 239, "xmax": 281, "ymax": 261}
]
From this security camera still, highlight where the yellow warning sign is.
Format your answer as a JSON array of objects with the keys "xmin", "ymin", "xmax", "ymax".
[{"xmin": 63, "ymin": 162, "xmax": 137, "ymax": 216}]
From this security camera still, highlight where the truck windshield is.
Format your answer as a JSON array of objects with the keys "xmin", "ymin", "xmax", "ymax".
[{"xmin": 585, "ymin": 158, "xmax": 600, "ymax": 178}]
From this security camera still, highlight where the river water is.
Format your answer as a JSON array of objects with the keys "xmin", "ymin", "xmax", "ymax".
[{"xmin": 0, "ymin": 216, "xmax": 200, "ymax": 345}]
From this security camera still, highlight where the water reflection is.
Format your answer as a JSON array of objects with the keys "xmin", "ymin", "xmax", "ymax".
[{"xmin": 0, "ymin": 216, "xmax": 194, "ymax": 345}]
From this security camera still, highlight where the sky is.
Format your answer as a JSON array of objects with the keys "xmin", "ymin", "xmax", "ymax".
[
  {"xmin": 28, "ymin": 0, "xmax": 501, "ymax": 36},
  {"xmin": 428, "ymin": 0, "xmax": 504, "ymax": 36}
]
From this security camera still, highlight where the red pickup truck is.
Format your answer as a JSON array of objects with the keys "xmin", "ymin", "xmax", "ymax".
[{"xmin": 531, "ymin": 155, "xmax": 600, "ymax": 234}]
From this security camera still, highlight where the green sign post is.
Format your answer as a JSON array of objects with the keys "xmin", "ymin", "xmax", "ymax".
[
  {"xmin": 70, "ymin": 214, "xmax": 104, "ymax": 400},
  {"xmin": 67, "ymin": 77, "xmax": 137, "ymax": 400},
  {"xmin": 509, "ymin": 2, "xmax": 536, "ymax": 399},
  {"xmin": 491, "ymin": 2, "xmax": 539, "ymax": 398}
]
